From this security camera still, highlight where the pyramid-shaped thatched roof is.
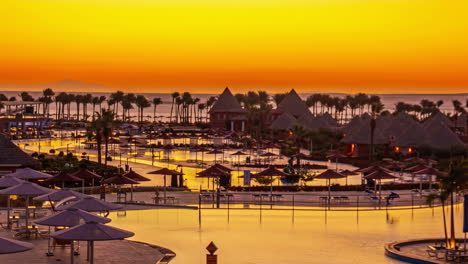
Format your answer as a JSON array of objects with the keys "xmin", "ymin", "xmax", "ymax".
[
  {"xmin": 209, "ymin": 87, "xmax": 246, "ymax": 113},
  {"xmin": 297, "ymin": 112, "xmax": 329, "ymax": 131},
  {"xmin": 270, "ymin": 112, "xmax": 297, "ymax": 130},
  {"xmin": 319, "ymin": 113, "xmax": 338, "ymax": 127},
  {"xmin": 342, "ymin": 114, "xmax": 371, "ymax": 134},
  {"xmin": 0, "ymin": 134, "xmax": 38, "ymax": 167},
  {"xmin": 425, "ymin": 121, "xmax": 465, "ymax": 149},
  {"xmin": 341, "ymin": 121, "xmax": 387, "ymax": 145},
  {"xmin": 455, "ymin": 113, "xmax": 467, "ymax": 128},
  {"xmin": 275, "ymin": 89, "xmax": 311, "ymax": 118},
  {"xmin": 391, "ymin": 121, "xmax": 427, "ymax": 147},
  {"xmin": 423, "ymin": 112, "xmax": 455, "ymax": 128}
]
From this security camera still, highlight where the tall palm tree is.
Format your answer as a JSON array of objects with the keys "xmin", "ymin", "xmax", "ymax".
[
  {"xmin": 197, "ymin": 103, "xmax": 206, "ymax": 123},
  {"xmin": 439, "ymin": 161, "xmax": 468, "ymax": 248},
  {"xmin": 42, "ymin": 88, "xmax": 55, "ymax": 117},
  {"xmin": 91, "ymin": 96, "xmax": 100, "ymax": 120},
  {"xmin": 122, "ymin": 94, "xmax": 135, "ymax": 122},
  {"xmin": 192, "ymin": 97, "xmax": 200, "ymax": 123},
  {"xmin": 369, "ymin": 101, "xmax": 384, "ymax": 161},
  {"xmin": 74, "ymin": 94, "xmax": 84, "ymax": 120},
  {"xmin": 135, "ymin": 95, "xmax": 151, "ymax": 124},
  {"xmin": 82, "ymin": 94, "xmax": 92, "ymax": 120},
  {"xmin": 152, "ymin": 97, "xmax": 162, "ymax": 123},
  {"xmin": 110, "ymin": 91, "xmax": 124, "ymax": 120},
  {"xmin": 170, "ymin": 92, "xmax": 180, "ymax": 123},
  {"xmin": 98, "ymin": 96, "xmax": 106, "ymax": 111},
  {"xmin": 95, "ymin": 109, "xmax": 116, "ymax": 167}
]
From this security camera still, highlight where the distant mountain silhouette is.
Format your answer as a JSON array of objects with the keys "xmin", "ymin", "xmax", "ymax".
[{"xmin": 39, "ymin": 79, "xmax": 110, "ymax": 92}]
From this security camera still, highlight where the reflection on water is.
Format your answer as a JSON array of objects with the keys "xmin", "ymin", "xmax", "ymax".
[{"xmin": 109, "ymin": 205, "xmax": 464, "ymax": 264}]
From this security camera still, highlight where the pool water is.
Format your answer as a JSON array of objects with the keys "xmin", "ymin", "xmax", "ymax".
[{"xmin": 109, "ymin": 205, "xmax": 464, "ymax": 264}]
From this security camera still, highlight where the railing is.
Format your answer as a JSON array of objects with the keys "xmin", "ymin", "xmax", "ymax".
[{"xmin": 196, "ymin": 191, "xmax": 459, "ymax": 211}]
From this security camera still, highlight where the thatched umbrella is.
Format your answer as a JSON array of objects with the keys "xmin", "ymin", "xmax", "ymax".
[
  {"xmin": 103, "ymin": 175, "xmax": 139, "ymax": 202},
  {"xmin": 148, "ymin": 168, "xmax": 183, "ymax": 204},
  {"xmin": 339, "ymin": 169, "xmax": 358, "ymax": 186},
  {"xmin": 253, "ymin": 166, "xmax": 287, "ymax": 202},
  {"xmin": 231, "ymin": 151, "xmax": 248, "ymax": 185},
  {"xmin": 0, "ymin": 176, "xmax": 25, "ymax": 229},
  {"xmin": 197, "ymin": 166, "xmax": 230, "ymax": 191},
  {"xmin": 314, "ymin": 169, "xmax": 347, "ymax": 203},
  {"xmin": 51, "ymin": 222, "xmax": 134, "ymax": 264},
  {"xmin": 72, "ymin": 169, "xmax": 102, "ymax": 185},
  {"xmin": 207, "ymin": 149, "xmax": 224, "ymax": 163},
  {"xmin": 44, "ymin": 172, "xmax": 83, "ymax": 189},
  {"xmin": 0, "ymin": 182, "xmax": 52, "ymax": 238},
  {"xmin": 0, "ymin": 236, "xmax": 33, "ymax": 254},
  {"xmin": 413, "ymin": 167, "xmax": 442, "ymax": 191},
  {"xmin": 326, "ymin": 150, "xmax": 348, "ymax": 171},
  {"xmin": 5, "ymin": 168, "xmax": 52, "ymax": 180},
  {"xmin": 364, "ymin": 169, "xmax": 397, "ymax": 203}
]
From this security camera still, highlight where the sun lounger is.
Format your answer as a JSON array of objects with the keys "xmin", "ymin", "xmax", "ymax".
[{"xmin": 426, "ymin": 245, "xmax": 446, "ymax": 259}]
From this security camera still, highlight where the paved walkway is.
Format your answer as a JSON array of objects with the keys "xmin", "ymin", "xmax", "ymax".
[{"xmin": 0, "ymin": 229, "xmax": 165, "ymax": 264}]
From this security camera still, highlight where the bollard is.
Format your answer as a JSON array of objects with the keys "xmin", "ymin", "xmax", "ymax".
[{"xmin": 206, "ymin": 241, "xmax": 218, "ymax": 264}]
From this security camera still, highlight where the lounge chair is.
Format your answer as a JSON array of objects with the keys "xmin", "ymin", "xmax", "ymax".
[{"xmin": 426, "ymin": 245, "xmax": 445, "ymax": 259}]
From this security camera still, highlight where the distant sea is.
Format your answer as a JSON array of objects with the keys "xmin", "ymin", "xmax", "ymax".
[{"xmin": 1, "ymin": 91, "xmax": 466, "ymax": 121}]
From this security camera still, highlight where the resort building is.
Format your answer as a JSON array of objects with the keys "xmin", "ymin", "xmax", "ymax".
[
  {"xmin": 270, "ymin": 89, "xmax": 337, "ymax": 132},
  {"xmin": 0, "ymin": 101, "xmax": 51, "ymax": 138},
  {"xmin": 209, "ymin": 87, "xmax": 247, "ymax": 132},
  {"xmin": 0, "ymin": 133, "xmax": 39, "ymax": 171},
  {"xmin": 342, "ymin": 112, "xmax": 467, "ymax": 157}
]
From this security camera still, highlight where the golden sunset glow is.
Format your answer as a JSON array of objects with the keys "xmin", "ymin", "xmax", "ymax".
[{"xmin": 2, "ymin": 0, "xmax": 468, "ymax": 93}]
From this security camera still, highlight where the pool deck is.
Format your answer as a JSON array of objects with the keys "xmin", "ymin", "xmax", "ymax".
[
  {"xmin": 0, "ymin": 229, "xmax": 172, "ymax": 264},
  {"xmin": 385, "ymin": 239, "xmax": 468, "ymax": 264}
]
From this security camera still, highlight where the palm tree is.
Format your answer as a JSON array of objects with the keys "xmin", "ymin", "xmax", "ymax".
[
  {"xmin": 122, "ymin": 94, "xmax": 135, "ymax": 122},
  {"xmin": 369, "ymin": 100, "xmax": 384, "ymax": 161},
  {"xmin": 152, "ymin": 97, "xmax": 162, "ymax": 123},
  {"xmin": 98, "ymin": 96, "xmax": 106, "ymax": 111},
  {"xmin": 135, "ymin": 95, "xmax": 151, "ymax": 124},
  {"xmin": 42, "ymin": 88, "xmax": 55, "ymax": 117},
  {"xmin": 19, "ymin": 92, "xmax": 34, "ymax": 101},
  {"xmin": 170, "ymin": 92, "xmax": 180, "ymax": 123},
  {"xmin": 91, "ymin": 96, "xmax": 100, "ymax": 120},
  {"xmin": 273, "ymin": 93, "xmax": 287, "ymax": 107},
  {"xmin": 109, "ymin": 91, "xmax": 124, "ymax": 120},
  {"xmin": 197, "ymin": 103, "xmax": 206, "ymax": 123},
  {"xmin": 95, "ymin": 109, "xmax": 116, "ymax": 167},
  {"xmin": 74, "ymin": 95, "xmax": 84, "ymax": 120},
  {"xmin": 82, "ymin": 94, "xmax": 93, "ymax": 120},
  {"xmin": 192, "ymin": 97, "xmax": 200, "ymax": 123},
  {"xmin": 452, "ymin": 100, "xmax": 466, "ymax": 115},
  {"xmin": 439, "ymin": 161, "xmax": 468, "ymax": 248},
  {"xmin": 426, "ymin": 192, "xmax": 449, "ymax": 247}
]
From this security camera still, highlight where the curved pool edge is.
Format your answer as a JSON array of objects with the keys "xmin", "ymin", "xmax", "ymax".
[
  {"xmin": 385, "ymin": 238, "xmax": 447, "ymax": 264},
  {"xmin": 130, "ymin": 240, "xmax": 177, "ymax": 263}
]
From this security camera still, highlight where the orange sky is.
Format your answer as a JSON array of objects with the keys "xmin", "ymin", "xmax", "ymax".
[{"xmin": 1, "ymin": 0, "xmax": 468, "ymax": 94}]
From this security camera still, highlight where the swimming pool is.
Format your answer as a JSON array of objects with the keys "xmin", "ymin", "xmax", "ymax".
[{"xmin": 109, "ymin": 206, "xmax": 463, "ymax": 264}]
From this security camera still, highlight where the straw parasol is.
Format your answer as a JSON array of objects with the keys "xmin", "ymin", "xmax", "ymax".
[
  {"xmin": 0, "ymin": 236, "xmax": 33, "ymax": 254},
  {"xmin": 35, "ymin": 207, "xmax": 111, "ymax": 260},
  {"xmin": 57, "ymin": 196, "xmax": 123, "ymax": 213},
  {"xmin": 326, "ymin": 150, "xmax": 348, "ymax": 171},
  {"xmin": 197, "ymin": 166, "xmax": 230, "ymax": 191},
  {"xmin": 51, "ymin": 222, "xmax": 134, "ymax": 264},
  {"xmin": 253, "ymin": 166, "xmax": 287, "ymax": 201},
  {"xmin": 231, "ymin": 151, "xmax": 248, "ymax": 185},
  {"xmin": 207, "ymin": 149, "xmax": 224, "ymax": 163},
  {"xmin": 72, "ymin": 168, "xmax": 102, "ymax": 184},
  {"xmin": 314, "ymin": 169, "xmax": 347, "ymax": 203},
  {"xmin": 5, "ymin": 168, "xmax": 52, "ymax": 180},
  {"xmin": 123, "ymin": 170, "xmax": 150, "ymax": 182},
  {"xmin": 0, "ymin": 182, "xmax": 52, "ymax": 237},
  {"xmin": 356, "ymin": 165, "xmax": 392, "ymax": 174},
  {"xmin": 0, "ymin": 175, "xmax": 25, "ymax": 188},
  {"xmin": 35, "ymin": 208, "xmax": 111, "ymax": 227},
  {"xmin": 339, "ymin": 169, "xmax": 359, "ymax": 186},
  {"xmin": 34, "ymin": 189, "xmax": 86, "ymax": 203},
  {"xmin": 0, "ymin": 175, "xmax": 25, "ymax": 229},
  {"xmin": 413, "ymin": 167, "xmax": 442, "ymax": 191},
  {"xmin": 44, "ymin": 172, "xmax": 83, "ymax": 188},
  {"xmin": 148, "ymin": 168, "xmax": 183, "ymax": 204},
  {"xmin": 364, "ymin": 169, "xmax": 397, "ymax": 203}
]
